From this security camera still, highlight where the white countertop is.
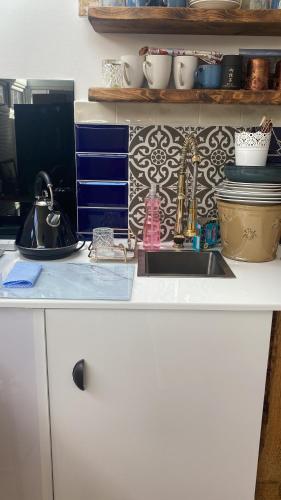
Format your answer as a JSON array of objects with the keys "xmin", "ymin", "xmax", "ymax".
[{"xmin": 0, "ymin": 245, "xmax": 281, "ymax": 311}]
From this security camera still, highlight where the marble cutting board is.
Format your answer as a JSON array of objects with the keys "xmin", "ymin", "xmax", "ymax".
[{"xmin": 0, "ymin": 262, "xmax": 135, "ymax": 301}]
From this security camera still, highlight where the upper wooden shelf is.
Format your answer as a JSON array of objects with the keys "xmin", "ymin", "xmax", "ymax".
[
  {"xmin": 88, "ymin": 7, "xmax": 281, "ymax": 36},
  {"xmin": 88, "ymin": 88, "xmax": 281, "ymax": 105}
]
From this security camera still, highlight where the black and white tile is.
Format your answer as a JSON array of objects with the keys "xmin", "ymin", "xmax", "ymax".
[{"xmin": 129, "ymin": 125, "xmax": 236, "ymax": 241}]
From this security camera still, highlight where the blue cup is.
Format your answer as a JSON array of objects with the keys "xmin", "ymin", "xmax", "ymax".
[
  {"xmin": 166, "ymin": 0, "xmax": 186, "ymax": 5},
  {"xmin": 134, "ymin": 0, "xmax": 165, "ymax": 4},
  {"xmin": 195, "ymin": 64, "xmax": 222, "ymax": 89}
]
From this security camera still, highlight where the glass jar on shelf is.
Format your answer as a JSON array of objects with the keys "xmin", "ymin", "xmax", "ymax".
[
  {"xmin": 249, "ymin": 0, "xmax": 270, "ymax": 8},
  {"xmin": 100, "ymin": 0, "xmax": 125, "ymax": 5},
  {"xmin": 102, "ymin": 59, "xmax": 124, "ymax": 88},
  {"xmin": 126, "ymin": 0, "xmax": 165, "ymax": 5}
]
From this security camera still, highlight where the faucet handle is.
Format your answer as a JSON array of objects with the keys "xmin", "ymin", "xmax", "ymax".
[{"xmin": 192, "ymin": 153, "xmax": 201, "ymax": 164}]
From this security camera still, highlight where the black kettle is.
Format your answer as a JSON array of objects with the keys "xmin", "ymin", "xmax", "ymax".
[{"xmin": 16, "ymin": 171, "xmax": 81, "ymax": 260}]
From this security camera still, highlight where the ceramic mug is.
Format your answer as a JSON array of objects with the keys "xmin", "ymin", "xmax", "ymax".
[
  {"xmin": 121, "ymin": 55, "xmax": 144, "ymax": 88},
  {"xmin": 221, "ymin": 55, "xmax": 242, "ymax": 90},
  {"xmin": 195, "ymin": 64, "xmax": 222, "ymax": 89},
  {"xmin": 135, "ymin": 0, "xmax": 164, "ymax": 5},
  {"xmin": 143, "ymin": 55, "xmax": 172, "ymax": 90},
  {"xmin": 165, "ymin": 0, "xmax": 186, "ymax": 5},
  {"xmin": 173, "ymin": 56, "xmax": 198, "ymax": 90}
]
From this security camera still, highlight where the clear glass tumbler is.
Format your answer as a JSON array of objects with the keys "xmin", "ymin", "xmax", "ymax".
[
  {"xmin": 102, "ymin": 60, "xmax": 124, "ymax": 88},
  {"xmin": 92, "ymin": 227, "xmax": 114, "ymax": 258}
]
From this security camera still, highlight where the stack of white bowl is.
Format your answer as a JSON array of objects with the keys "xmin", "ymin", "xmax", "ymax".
[
  {"xmin": 189, "ymin": 0, "xmax": 240, "ymax": 8},
  {"xmin": 215, "ymin": 180, "xmax": 281, "ymax": 262},
  {"xmin": 215, "ymin": 180, "xmax": 281, "ymax": 205}
]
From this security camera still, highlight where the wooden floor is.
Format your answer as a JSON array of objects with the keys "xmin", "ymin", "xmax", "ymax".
[{"xmin": 256, "ymin": 312, "xmax": 281, "ymax": 500}]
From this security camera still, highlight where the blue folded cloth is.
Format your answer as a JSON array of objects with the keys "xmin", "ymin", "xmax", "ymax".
[{"xmin": 2, "ymin": 262, "xmax": 42, "ymax": 288}]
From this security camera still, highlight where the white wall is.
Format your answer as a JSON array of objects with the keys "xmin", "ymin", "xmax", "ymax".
[{"xmin": 1, "ymin": 0, "xmax": 281, "ymax": 102}]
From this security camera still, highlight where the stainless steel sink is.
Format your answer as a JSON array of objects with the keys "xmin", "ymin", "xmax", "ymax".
[{"xmin": 137, "ymin": 249, "xmax": 235, "ymax": 278}]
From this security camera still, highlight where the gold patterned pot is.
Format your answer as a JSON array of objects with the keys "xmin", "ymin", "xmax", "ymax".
[{"xmin": 217, "ymin": 200, "xmax": 281, "ymax": 262}]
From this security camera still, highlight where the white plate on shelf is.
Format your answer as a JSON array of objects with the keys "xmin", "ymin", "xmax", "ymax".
[
  {"xmin": 223, "ymin": 181, "xmax": 281, "ymax": 188},
  {"xmin": 189, "ymin": 1, "xmax": 240, "ymax": 4},
  {"xmin": 190, "ymin": 1, "xmax": 239, "ymax": 3},
  {"xmin": 215, "ymin": 188, "xmax": 281, "ymax": 196},
  {"xmin": 219, "ymin": 190, "xmax": 281, "ymax": 195},
  {"xmin": 217, "ymin": 190, "xmax": 281, "ymax": 195},
  {"xmin": 217, "ymin": 197, "xmax": 281, "ymax": 202},
  {"xmin": 218, "ymin": 182, "xmax": 281, "ymax": 192},
  {"xmin": 221, "ymin": 185, "xmax": 281, "ymax": 192},
  {"xmin": 189, "ymin": 0, "xmax": 240, "ymax": 3},
  {"xmin": 216, "ymin": 195, "xmax": 281, "ymax": 204},
  {"xmin": 190, "ymin": 0, "xmax": 240, "ymax": 7}
]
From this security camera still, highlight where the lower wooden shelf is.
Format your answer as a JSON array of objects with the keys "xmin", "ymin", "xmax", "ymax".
[{"xmin": 88, "ymin": 88, "xmax": 281, "ymax": 105}]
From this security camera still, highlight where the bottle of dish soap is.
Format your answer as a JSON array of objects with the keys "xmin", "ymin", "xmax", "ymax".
[{"xmin": 143, "ymin": 183, "xmax": 161, "ymax": 250}]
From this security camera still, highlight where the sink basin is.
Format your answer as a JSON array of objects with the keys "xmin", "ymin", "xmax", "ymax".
[{"xmin": 137, "ymin": 249, "xmax": 235, "ymax": 278}]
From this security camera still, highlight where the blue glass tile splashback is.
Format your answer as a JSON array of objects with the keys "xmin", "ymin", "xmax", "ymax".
[
  {"xmin": 75, "ymin": 125, "xmax": 129, "ymax": 153},
  {"xmin": 76, "ymin": 153, "xmax": 128, "ymax": 181},
  {"xmin": 78, "ymin": 207, "xmax": 128, "ymax": 234},
  {"xmin": 77, "ymin": 181, "xmax": 128, "ymax": 207}
]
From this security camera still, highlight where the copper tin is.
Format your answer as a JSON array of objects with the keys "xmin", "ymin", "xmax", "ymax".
[
  {"xmin": 274, "ymin": 60, "xmax": 281, "ymax": 90},
  {"xmin": 245, "ymin": 58, "xmax": 270, "ymax": 91}
]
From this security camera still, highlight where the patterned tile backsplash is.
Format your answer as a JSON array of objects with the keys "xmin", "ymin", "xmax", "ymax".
[
  {"xmin": 129, "ymin": 125, "xmax": 237, "ymax": 241},
  {"xmin": 129, "ymin": 125, "xmax": 281, "ymax": 241}
]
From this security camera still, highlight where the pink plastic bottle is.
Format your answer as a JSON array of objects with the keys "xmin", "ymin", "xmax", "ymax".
[{"xmin": 143, "ymin": 183, "xmax": 161, "ymax": 250}]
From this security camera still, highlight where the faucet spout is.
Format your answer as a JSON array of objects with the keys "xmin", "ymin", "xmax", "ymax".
[{"xmin": 173, "ymin": 134, "xmax": 201, "ymax": 248}]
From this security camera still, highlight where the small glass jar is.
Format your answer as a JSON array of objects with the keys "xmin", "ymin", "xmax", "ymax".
[
  {"xmin": 249, "ymin": 0, "xmax": 270, "ymax": 8},
  {"xmin": 133, "ymin": 0, "xmax": 165, "ymax": 5},
  {"xmin": 100, "ymin": 0, "xmax": 125, "ymax": 5},
  {"xmin": 102, "ymin": 59, "xmax": 124, "ymax": 88}
]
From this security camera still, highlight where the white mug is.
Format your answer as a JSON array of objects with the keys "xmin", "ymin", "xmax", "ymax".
[
  {"xmin": 143, "ymin": 55, "xmax": 172, "ymax": 90},
  {"xmin": 121, "ymin": 55, "xmax": 144, "ymax": 88},
  {"xmin": 173, "ymin": 56, "xmax": 198, "ymax": 90}
]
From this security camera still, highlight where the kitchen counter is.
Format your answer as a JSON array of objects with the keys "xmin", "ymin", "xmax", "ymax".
[
  {"xmin": 0, "ymin": 245, "xmax": 276, "ymax": 500},
  {"xmin": 0, "ymin": 245, "xmax": 281, "ymax": 310}
]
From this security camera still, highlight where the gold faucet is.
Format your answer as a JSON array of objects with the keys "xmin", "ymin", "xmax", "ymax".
[{"xmin": 173, "ymin": 134, "xmax": 201, "ymax": 248}]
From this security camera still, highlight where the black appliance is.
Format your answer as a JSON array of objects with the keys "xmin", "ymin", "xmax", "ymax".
[
  {"xmin": 16, "ymin": 171, "xmax": 81, "ymax": 260},
  {"xmin": 0, "ymin": 79, "xmax": 76, "ymax": 238}
]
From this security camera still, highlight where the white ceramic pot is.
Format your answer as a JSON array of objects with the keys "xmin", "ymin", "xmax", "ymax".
[{"xmin": 235, "ymin": 131, "xmax": 271, "ymax": 167}]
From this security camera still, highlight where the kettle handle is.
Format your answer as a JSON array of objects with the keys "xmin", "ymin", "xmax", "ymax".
[{"xmin": 34, "ymin": 171, "xmax": 54, "ymax": 210}]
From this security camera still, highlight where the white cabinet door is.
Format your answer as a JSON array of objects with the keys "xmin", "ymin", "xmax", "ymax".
[
  {"xmin": 46, "ymin": 309, "xmax": 272, "ymax": 500},
  {"xmin": 0, "ymin": 309, "xmax": 52, "ymax": 500}
]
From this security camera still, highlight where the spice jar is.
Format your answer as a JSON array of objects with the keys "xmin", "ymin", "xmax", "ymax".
[
  {"xmin": 221, "ymin": 55, "xmax": 243, "ymax": 90},
  {"xmin": 245, "ymin": 58, "xmax": 270, "ymax": 91}
]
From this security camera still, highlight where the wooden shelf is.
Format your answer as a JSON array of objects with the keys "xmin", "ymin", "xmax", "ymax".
[
  {"xmin": 88, "ymin": 7, "xmax": 281, "ymax": 36},
  {"xmin": 88, "ymin": 88, "xmax": 281, "ymax": 105}
]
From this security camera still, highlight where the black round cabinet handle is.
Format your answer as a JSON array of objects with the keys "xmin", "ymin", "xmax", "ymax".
[{"xmin": 72, "ymin": 359, "xmax": 85, "ymax": 391}]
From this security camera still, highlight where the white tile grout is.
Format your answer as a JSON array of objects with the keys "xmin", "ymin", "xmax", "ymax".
[{"xmin": 74, "ymin": 101, "xmax": 280, "ymax": 128}]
